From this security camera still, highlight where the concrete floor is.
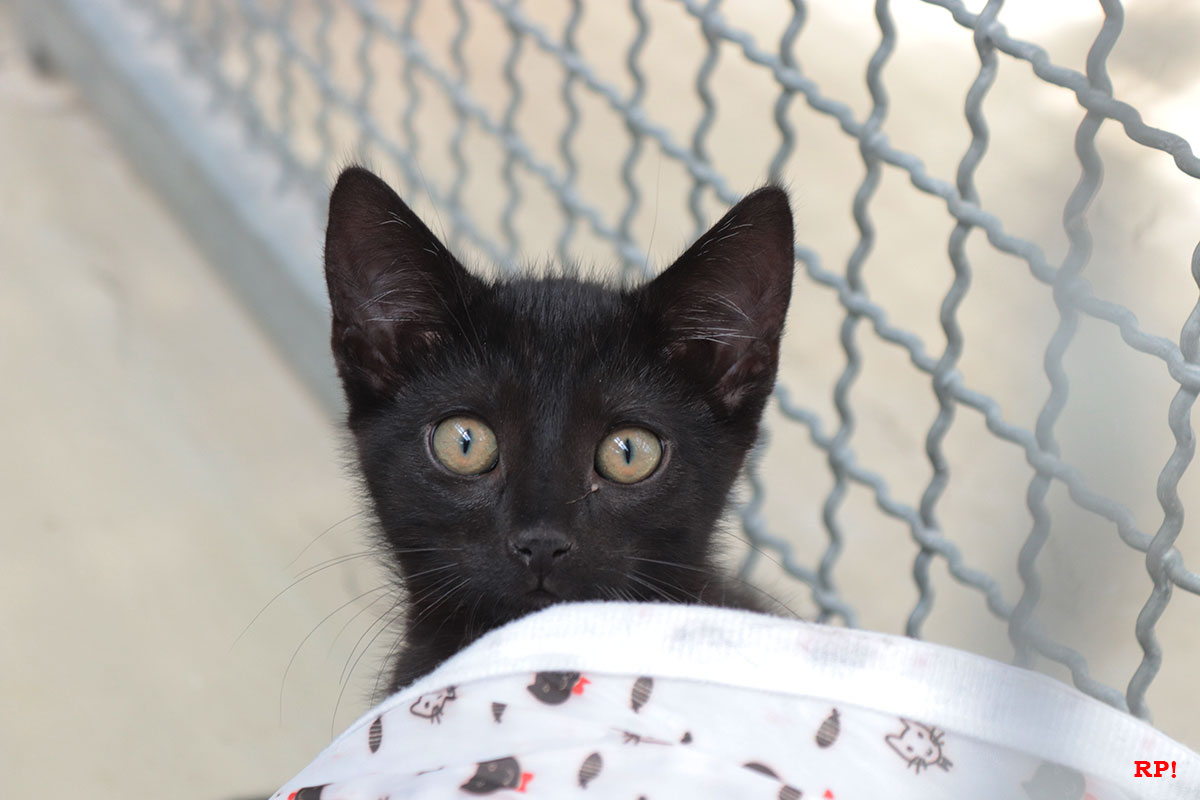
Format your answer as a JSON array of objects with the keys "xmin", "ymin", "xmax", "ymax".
[
  {"xmin": 2, "ymin": 2, "xmax": 1198, "ymax": 797},
  {"xmin": 0, "ymin": 8, "xmax": 378, "ymax": 796}
]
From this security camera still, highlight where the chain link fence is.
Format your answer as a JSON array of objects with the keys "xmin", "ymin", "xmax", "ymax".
[{"xmin": 18, "ymin": 0, "xmax": 1199, "ymax": 733}]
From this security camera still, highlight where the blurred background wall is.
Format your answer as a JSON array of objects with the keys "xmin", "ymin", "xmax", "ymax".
[{"xmin": 2, "ymin": 1, "xmax": 1198, "ymax": 797}]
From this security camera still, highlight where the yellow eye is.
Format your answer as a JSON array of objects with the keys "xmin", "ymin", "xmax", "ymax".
[
  {"xmin": 595, "ymin": 427, "xmax": 662, "ymax": 484},
  {"xmin": 431, "ymin": 416, "xmax": 498, "ymax": 475}
]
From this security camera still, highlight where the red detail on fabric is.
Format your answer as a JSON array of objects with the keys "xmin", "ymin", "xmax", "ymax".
[
  {"xmin": 517, "ymin": 772, "xmax": 534, "ymax": 792},
  {"xmin": 287, "ymin": 793, "xmax": 297, "ymax": 800},
  {"xmin": 823, "ymin": 790, "xmax": 835, "ymax": 799},
  {"xmin": 573, "ymin": 676, "xmax": 591, "ymax": 695}
]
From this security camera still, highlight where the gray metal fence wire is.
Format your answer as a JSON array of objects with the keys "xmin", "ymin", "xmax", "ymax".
[{"xmin": 34, "ymin": 0, "xmax": 1199, "ymax": 725}]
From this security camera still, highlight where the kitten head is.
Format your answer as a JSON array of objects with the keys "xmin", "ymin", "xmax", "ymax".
[{"xmin": 324, "ymin": 167, "xmax": 793, "ymax": 665}]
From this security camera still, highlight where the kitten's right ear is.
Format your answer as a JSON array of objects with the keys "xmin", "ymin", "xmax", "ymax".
[
  {"xmin": 324, "ymin": 167, "xmax": 480, "ymax": 409},
  {"xmin": 643, "ymin": 186, "xmax": 794, "ymax": 419}
]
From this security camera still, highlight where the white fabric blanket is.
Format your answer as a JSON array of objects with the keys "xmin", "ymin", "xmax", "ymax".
[{"xmin": 274, "ymin": 603, "xmax": 1197, "ymax": 799}]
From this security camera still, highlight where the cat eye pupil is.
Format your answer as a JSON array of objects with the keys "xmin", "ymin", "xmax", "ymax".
[
  {"xmin": 596, "ymin": 426, "xmax": 662, "ymax": 484},
  {"xmin": 431, "ymin": 416, "xmax": 497, "ymax": 476}
]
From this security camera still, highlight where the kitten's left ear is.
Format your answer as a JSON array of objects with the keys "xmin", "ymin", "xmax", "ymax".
[
  {"xmin": 324, "ymin": 166, "xmax": 481, "ymax": 411},
  {"xmin": 645, "ymin": 186, "xmax": 794, "ymax": 416}
]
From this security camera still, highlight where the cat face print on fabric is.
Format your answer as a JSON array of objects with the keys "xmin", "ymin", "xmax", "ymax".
[
  {"xmin": 460, "ymin": 756, "xmax": 532, "ymax": 794},
  {"xmin": 527, "ymin": 671, "xmax": 589, "ymax": 705},
  {"xmin": 323, "ymin": 166, "xmax": 795, "ymax": 691},
  {"xmin": 884, "ymin": 718, "xmax": 953, "ymax": 773},
  {"xmin": 409, "ymin": 686, "xmax": 457, "ymax": 723}
]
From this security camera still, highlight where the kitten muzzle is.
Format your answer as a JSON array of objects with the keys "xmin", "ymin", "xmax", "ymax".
[{"xmin": 509, "ymin": 529, "xmax": 573, "ymax": 579}]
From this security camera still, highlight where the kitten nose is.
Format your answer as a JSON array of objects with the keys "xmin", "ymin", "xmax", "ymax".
[{"xmin": 510, "ymin": 529, "xmax": 572, "ymax": 576}]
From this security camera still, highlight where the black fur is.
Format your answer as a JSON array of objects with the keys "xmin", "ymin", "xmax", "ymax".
[{"xmin": 323, "ymin": 166, "xmax": 794, "ymax": 692}]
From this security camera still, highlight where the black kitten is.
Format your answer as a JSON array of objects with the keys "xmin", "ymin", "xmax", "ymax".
[{"xmin": 323, "ymin": 167, "xmax": 794, "ymax": 692}]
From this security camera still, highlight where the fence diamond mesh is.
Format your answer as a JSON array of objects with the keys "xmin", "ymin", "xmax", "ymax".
[{"xmin": 23, "ymin": 0, "xmax": 1200, "ymax": 731}]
